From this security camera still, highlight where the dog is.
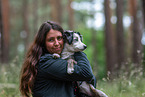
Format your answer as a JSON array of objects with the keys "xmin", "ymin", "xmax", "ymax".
[
  {"xmin": 53, "ymin": 30, "xmax": 87, "ymax": 74},
  {"xmin": 53, "ymin": 30, "xmax": 108, "ymax": 97}
]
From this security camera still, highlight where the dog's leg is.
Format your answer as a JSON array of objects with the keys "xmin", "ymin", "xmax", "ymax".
[
  {"xmin": 89, "ymin": 84, "xmax": 108, "ymax": 97},
  {"xmin": 67, "ymin": 59, "xmax": 77, "ymax": 74},
  {"xmin": 79, "ymin": 81, "xmax": 96, "ymax": 96},
  {"xmin": 78, "ymin": 81, "xmax": 108, "ymax": 97},
  {"xmin": 53, "ymin": 54, "xmax": 77, "ymax": 74}
]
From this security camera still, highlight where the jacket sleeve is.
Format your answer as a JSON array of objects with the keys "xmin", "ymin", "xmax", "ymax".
[
  {"xmin": 37, "ymin": 52, "xmax": 94, "ymax": 82},
  {"xmin": 74, "ymin": 52, "xmax": 96, "ymax": 87}
]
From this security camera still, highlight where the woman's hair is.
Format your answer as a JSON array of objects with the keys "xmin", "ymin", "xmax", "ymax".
[{"xmin": 20, "ymin": 20, "xmax": 64, "ymax": 97}]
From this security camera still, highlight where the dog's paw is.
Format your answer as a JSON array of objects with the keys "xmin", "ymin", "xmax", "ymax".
[
  {"xmin": 67, "ymin": 68, "xmax": 74, "ymax": 74},
  {"xmin": 53, "ymin": 53, "xmax": 60, "ymax": 59}
]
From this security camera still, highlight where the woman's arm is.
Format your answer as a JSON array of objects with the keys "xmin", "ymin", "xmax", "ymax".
[
  {"xmin": 74, "ymin": 52, "xmax": 96, "ymax": 87},
  {"xmin": 37, "ymin": 52, "xmax": 94, "ymax": 82}
]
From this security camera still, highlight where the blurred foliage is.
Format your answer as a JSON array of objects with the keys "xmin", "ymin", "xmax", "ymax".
[{"xmin": 76, "ymin": 25, "xmax": 106, "ymax": 79}]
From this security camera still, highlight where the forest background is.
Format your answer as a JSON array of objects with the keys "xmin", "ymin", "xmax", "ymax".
[{"xmin": 0, "ymin": 0, "xmax": 145, "ymax": 97}]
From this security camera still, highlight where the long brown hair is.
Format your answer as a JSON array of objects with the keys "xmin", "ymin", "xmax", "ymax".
[{"xmin": 20, "ymin": 21, "xmax": 64, "ymax": 97}]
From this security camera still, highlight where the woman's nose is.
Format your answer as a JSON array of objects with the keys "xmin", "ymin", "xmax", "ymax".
[{"xmin": 54, "ymin": 39, "xmax": 59, "ymax": 46}]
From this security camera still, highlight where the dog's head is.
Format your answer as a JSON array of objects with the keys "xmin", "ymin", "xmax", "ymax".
[{"xmin": 64, "ymin": 30, "xmax": 87, "ymax": 52}]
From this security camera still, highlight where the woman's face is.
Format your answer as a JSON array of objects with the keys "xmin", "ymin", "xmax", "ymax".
[{"xmin": 45, "ymin": 29, "xmax": 64, "ymax": 54}]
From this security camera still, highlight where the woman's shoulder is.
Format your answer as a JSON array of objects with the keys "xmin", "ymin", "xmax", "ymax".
[
  {"xmin": 74, "ymin": 51, "xmax": 87, "ymax": 57},
  {"xmin": 39, "ymin": 53, "xmax": 65, "ymax": 65},
  {"xmin": 41, "ymin": 53, "xmax": 52, "ymax": 58},
  {"xmin": 39, "ymin": 53, "xmax": 53, "ymax": 62}
]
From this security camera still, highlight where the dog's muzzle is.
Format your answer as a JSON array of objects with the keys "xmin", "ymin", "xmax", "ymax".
[{"xmin": 84, "ymin": 45, "xmax": 87, "ymax": 49}]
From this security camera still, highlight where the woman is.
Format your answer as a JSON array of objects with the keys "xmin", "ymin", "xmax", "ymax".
[{"xmin": 20, "ymin": 20, "xmax": 96, "ymax": 97}]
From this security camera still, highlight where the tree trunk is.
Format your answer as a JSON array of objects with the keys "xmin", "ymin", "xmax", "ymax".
[
  {"xmin": 33, "ymin": 0, "xmax": 38, "ymax": 35},
  {"xmin": 127, "ymin": 0, "xmax": 133, "ymax": 62},
  {"xmin": 22, "ymin": 0, "xmax": 30, "ymax": 51},
  {"xmin": 131, "ymin": 0, "xmax": 143, "ymax": 66},
  {"xmin": 116, "ymin": 0, "xmax": 125, "ymax": 70},
  {"xmin": 0, "ymin": 0, "xmax": 2, "ymax": 62},
  {"xmin": 56, "ymin": 0, "xmax": 62, "ymax": 24},
  {"xmin": 104, "ymin": 0, "xmax": 116, "ymax": 78},
  {"xmin": 142, "ymin": 0, "xmax": 145, "ymax": 71},
  {"xmin": 142, "ymin": 0, "xmax": 145, "ymax": 23},
  {"xmin": 67, "ymin": 0, "xmax": 74, "ymax": 30},
  {"xmin": 49, "ymin": 0, "xmax": 62, "ymax": 24},
  {"xmin": 49, "ymin": 0, "xmax": 57, "ymax": 22},
  {"xmin": 0, "ymin": 0, "xmax": 10, "ymax": 63},
  {"xmin": 91, "ymin": 28, "xmax": 98, "ymax": 75}
]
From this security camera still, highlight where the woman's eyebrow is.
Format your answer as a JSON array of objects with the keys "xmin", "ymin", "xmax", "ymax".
[{"xmin": 58, "ymin": 35, "xmax": 63, "ymax": 37}]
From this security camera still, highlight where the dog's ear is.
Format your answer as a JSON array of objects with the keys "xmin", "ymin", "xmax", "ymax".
[
  {"xmin": 64, "ymin": 30, "xmax": 74, "ymax": 45},
  {"xmin": 76, "ymin": 32, "xmax": 83, "ymax": 42}
]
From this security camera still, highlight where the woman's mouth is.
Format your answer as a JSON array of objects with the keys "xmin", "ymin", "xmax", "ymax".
[{"xmin": 54, "ymin": 48, "xmax": 61, "ymax": 51}]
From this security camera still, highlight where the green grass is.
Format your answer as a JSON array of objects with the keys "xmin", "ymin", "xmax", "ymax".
[
  {"xmin": 0, "ymin": 56, "xmax": 21, "ymax": 97},
  {"xmin": 96, "ymin": 67, "xmax": 145, "ymax": 97},
  {"xmin": 96, "ymin": 77, "xmax": 145, "ymax": 97},
  {"xmin": 0, "ymin": 58, "xmax": 145, "ymax": 97}
]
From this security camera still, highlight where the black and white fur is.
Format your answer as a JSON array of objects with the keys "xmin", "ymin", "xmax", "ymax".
[
  {"xmin": 62, "ymin": 30, "xmax": 87, "ymax": 74},
  {"xmin": 53, "ymin": 30, "xmax": 108, "ymax": 97}
]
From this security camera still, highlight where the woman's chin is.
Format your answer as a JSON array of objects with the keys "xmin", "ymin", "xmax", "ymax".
[{"xmin": 53, "ymin": 51, "xmax": 61, "ymax": 55}]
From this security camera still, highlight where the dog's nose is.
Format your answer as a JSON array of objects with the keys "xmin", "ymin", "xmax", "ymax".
[{"xmin": 84, "ymin": 45, "xmax": 87, "ymax": 49}]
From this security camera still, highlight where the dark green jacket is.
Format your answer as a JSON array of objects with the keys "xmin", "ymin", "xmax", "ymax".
[{"xmin": 32, "ymin": 52, "xmax": 96, "ymax": 97}]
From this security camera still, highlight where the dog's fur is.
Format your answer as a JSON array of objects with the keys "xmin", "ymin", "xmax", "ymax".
[
  {"xmin": 53, "ymin": 30, "xmax": 108, "ymax": 97},
  {"xmin": 61, "ymin": 30, "xmax": 87, "ymax": 74}
]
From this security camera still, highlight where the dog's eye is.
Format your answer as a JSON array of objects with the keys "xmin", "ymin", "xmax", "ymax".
[
  {"xmin": 80, "ymin": 35, "xmax": 83, "ymax": 42},
  {"xmin": 74, "ymin": 38, "xmax": 78, "ymax": 42}
]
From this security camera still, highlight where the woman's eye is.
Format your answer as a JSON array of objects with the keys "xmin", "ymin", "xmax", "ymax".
[
  {"xmin": 57, "ymin": 36, "xmax": 62, "ymax": 40},
  {"xmin": 48, "ymin": 39, "xmax": 54, "ymax": 42}
]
